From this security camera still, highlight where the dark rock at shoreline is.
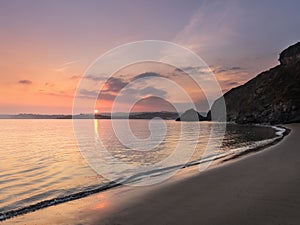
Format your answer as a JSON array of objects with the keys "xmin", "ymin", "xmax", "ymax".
[
  {"xmin": 176, "ymin": 109, "xmax": 207, "ymax": 121},
  {"xmin": 209, "ymin": 42, "xmax": 300, "ymax": 124}
]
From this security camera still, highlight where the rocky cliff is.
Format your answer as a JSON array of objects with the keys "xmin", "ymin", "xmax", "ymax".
[{"xmin": 209, "ymin": 42, "xmax": 300, "ymax": 124}]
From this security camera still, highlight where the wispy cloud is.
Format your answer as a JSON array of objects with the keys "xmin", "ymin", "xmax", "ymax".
[
  {"xmin": 99, "ymin": 73, "xmax": 167, "ymax": 94},
  {"xmin": 174, "ymin": 1, "xmax": 238, "ymax": 54},
  {"xmin": 212, "ymin": 66, "xmax": 243, "ymax": 74},
  {"xmin": 38, "ymin": 89, "xmax": 73, "ymax": 98},
  {"xmin": 54, "ymin": 60, "xmax": 78, "ymax": 72},
  {"xmin": 79, "ymin": 89, "xmax": 99, "ymax": 98},
  {"xmin": 173, "ymin": 66, "xmax": 212, "ymax": 76},
  {"xmin": 78, "ymin": 89, "xmax": 117, "ymax": 101},
  {"xmin": 44, "ymin": 82, "xmax": 55, "ymax": 87},
  {"xmin": 102, "ymin": 77, "xmax": 128, "ymax": 93},
  {"xmin": 85, "ymin": 74, "xmax": 106, "ymax": 82},
  {"xmin": 70, "ymin": 75, "xmax": 81, "ymax": 80},
  {"xmin": 18, "ymin": 80, "xmax": 32, "ymax": 85},
  {"xmin": 226, "ymin": 81, "xmax": 239, "ymax": 86},
  {"xmin": 131, "ymin": 72, "xmax": 162, "ymax": 80}
]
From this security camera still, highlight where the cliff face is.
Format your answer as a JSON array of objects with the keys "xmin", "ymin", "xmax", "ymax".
[{"xmin": 210, "ymin": 42, "xmax": 300, "ymax": 124}]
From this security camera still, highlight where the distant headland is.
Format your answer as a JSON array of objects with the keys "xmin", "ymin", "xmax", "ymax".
[{"xmin": 0, "ymin": 112, "xmax": 179, "ymax": 120}]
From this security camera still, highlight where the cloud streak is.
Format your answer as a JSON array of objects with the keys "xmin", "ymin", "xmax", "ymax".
[
  {"xmin": 18, "ymin": 80, "xmax": 32, "ymax": 85},
  {"xmin": 131, "ymin": 72, "xmax": 162, "ymax": 80},
  {"xmin": 54, "ymin": 60, "xmax": 79, "ymax": 72},
  {"xmin": 213, "ymin": 66, "xmax": 243, "ymax": 74},
  {"xmin": 102, "ymin": 77, "xmax": 128, "ymax": 93}
]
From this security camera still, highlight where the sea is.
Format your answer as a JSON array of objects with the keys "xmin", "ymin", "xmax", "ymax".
[{"xmin": 0, "ymin": 119, "xmax": 285, "ymax": 220}]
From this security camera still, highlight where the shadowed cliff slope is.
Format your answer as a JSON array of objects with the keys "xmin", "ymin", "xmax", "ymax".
[{"xmin": 208, "ymin": 42, "xmax": 300, "ymax": 124}]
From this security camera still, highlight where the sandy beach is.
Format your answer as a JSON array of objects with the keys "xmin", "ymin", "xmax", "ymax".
[{"xmin": 3, "ymin": 124, "xmax": 300, "ymax": 225}]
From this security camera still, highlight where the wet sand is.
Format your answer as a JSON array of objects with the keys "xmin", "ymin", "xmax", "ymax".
[{"xmin": 3, "ymin": 124, "xmax": 300, "ymax": 225}]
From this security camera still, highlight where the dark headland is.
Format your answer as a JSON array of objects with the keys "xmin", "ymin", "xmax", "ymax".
[{"xmin": 177, "ymin": 42, "xmax": 300, "ymax": 124}]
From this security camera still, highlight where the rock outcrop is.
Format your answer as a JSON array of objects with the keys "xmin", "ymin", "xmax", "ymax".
[
  {"xmin": 176, "ymin": 109, "xmax": 207, "ymax": 121},
  {"xmin": 209, "ymin": 42, "xmax": 300, "ymax": 124}
]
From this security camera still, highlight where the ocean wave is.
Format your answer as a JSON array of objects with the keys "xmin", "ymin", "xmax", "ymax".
[{"xmin": 0, "ymin": 181, "xmax": 121, "ymax": 221}]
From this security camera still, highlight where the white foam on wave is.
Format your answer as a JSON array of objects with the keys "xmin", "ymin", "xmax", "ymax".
[
  {"xmin": 183, "ymin": 124, "xmax": 287, "ymax": 168},
  {"xmin": 271, "ymin": 125, "xmax": 286, "ymax": 137},
  {"xmin": 229, "ymin": 125, "xmax": 286, "ymax": 154}
]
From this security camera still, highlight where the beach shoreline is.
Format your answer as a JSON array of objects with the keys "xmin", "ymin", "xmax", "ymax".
[
  {"xmin": 2, "ymin": 124, "xmax": 299, "ymax": 224},
  {"xmin": 0, "ymin": 123, "xmax": 286, "ymax": 223}
]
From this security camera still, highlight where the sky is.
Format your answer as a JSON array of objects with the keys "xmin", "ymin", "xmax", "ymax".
[{"xmin": 0, "ymin": 0, "xmax": 300, "ymax": 114}]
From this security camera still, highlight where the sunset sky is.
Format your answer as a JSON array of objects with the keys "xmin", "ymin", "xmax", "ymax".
[{"xmin": 1, "ymin": 0, "xmax": 300, "ymax": 114}]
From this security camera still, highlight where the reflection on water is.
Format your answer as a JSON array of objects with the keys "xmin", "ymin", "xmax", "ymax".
[
  {"xmin": 0, "ymin": 119, "xmax": 277, "ymax": 216},
  {"xmin": 0, "ymin": 120, "xmax": 104, "ymax": 213}
]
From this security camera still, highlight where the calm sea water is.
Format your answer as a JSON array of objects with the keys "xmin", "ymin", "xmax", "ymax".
[{"xmin": 0, "ymin": 119, "xmax": 283, "ymax": 220}]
